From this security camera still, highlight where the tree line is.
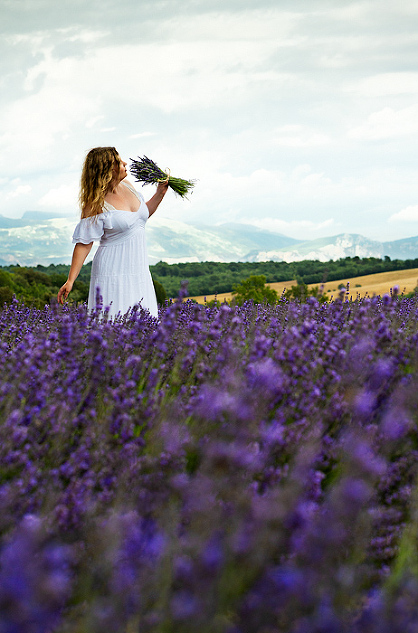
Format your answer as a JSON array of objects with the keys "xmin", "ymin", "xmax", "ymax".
[
  {"xmin": 0, "ymin": 264, "xmax": 165, "ymax": 309},
  {"xmin": 150, "ymin": 255, "xmax": 418, "ymax": 297},
  {"xmin": 0, "ymin": 255, "xmax": 417, "ymax": 307}
]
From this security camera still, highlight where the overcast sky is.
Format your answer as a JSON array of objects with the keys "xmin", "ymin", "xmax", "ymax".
[{"xmin": 1, "ymin": 0, "xmax": 418, "ymax": 242}]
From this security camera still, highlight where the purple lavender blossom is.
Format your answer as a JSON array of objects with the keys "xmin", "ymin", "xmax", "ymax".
[{"xmin": 0, "ymin": 294, "xmax": 418, "ymax": 629}]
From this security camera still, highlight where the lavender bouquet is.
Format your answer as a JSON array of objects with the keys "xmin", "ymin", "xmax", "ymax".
[{"xmin": 129, "ymin": 155, "xmax": 195, "ymax": 198}]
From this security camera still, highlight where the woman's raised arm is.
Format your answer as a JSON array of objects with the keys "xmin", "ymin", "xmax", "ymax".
[
  {"xmin": 57, "ymin": 242, "xmax": 93, "ymax": 304},
  {"xmin": 146, "ymin": 180, "xmax": 169, "ymax": 217}
]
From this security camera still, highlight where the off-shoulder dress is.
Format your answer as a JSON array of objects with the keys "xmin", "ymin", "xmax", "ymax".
[{"xmin": 72, "ymin": 181, "xmax": 158, "ymax": 319}]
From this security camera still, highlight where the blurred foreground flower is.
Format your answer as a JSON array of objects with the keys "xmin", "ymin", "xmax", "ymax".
[
  {"xmin": 2, "ymin": 293, "xmax": 418, "ymax": 630},
  {"xmin": 130, "ymin": 155, "xmax": 195, "ymax": 198}
]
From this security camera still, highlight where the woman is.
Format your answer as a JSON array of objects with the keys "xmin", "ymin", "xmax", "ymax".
[{"xmin": 57, "ymin": 146, "xmax": 168, "ymax": 318}]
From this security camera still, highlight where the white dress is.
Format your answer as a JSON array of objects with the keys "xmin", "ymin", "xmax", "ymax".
[{"xmin": 72, "ymin": 181, "xmax": 158, "ymax": 319}]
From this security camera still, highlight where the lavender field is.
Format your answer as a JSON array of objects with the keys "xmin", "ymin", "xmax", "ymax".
[{"xmin": 1, "ymin": 289, "xmax": 418, "ymax": 632}]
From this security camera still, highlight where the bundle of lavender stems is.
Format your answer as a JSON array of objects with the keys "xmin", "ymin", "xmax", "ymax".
[{"xmin": 129, "ymin": 155, "xmax": 195, "ymax": 198}]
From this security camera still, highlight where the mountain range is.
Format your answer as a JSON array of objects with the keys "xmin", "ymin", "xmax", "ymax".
[{"xmin": 0, "ymin": 211, "xmax": 417, "ymax": 267}]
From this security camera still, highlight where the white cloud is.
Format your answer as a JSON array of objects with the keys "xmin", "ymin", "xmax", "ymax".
[
  {"xmin": 272, "ymin": 125, "xmax": 331, "ymax": 148},
  {"xmin": 56, "ymin": 26, "xmax": 108, "ymax": 44},
  {"xmin": 38, "ymin": 183, "xmax": 79, "ymax": 209},
  {"xmin": 159, "ymin": 9, "xmax": 299, "ymax": 43},
  {"xmin": 129, "ymin": 132, "xmax": 156, "ymax": 139},
  {"xmin": 348, "ymin": 105, "xmax": 418, "ymax": 141},
  {"xmin": 346, "ymin": 72, "xmax": 418, "ymax": 98},
  {"xmin": 0, "ymin": 59, "xmax": 101, "ymax": 173},
  {"xmin": 5, "ymin": 184, "xmax": 32, "ymax": 199},
  {"xmin": 2, "ymin": 1, "xmax": 418, "ymax": 243},
  {"xmin": 85, "ymin": 115, "xmax": 105, "ymax": 129},
  {"xmin": 389, "ymin": 205, "xmax": 418, "ymax": 223}
]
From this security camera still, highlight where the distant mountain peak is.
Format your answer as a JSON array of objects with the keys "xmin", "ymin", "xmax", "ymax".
[{"xmin": 0, "ymin": 212, "xmax": 417, "ymax": 266}]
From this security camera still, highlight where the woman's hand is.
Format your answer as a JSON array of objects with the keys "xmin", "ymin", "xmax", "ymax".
[
  {"xmin": 57, "ymin": 242, "xmax": 92, "ymax": 304},
  {"xmin": 57, "ymin": 280, "xmax": 74, "ymax": 304},
  {"xmin": 156, "ymin": 179, "xmax": 169, "ymax": 196}
]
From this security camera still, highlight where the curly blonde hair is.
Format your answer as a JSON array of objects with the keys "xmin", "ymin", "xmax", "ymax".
[{"xmin": 79, "ymin": 147, "xmax": 121, "ymax": 218}]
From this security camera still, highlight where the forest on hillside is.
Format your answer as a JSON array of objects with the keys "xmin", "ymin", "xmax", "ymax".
[
  {"xmin": 1, "ymin": 255, "xmax": 418, "ymax": 306},
  {"xmin": 150, "ymin": 256, "xmax": 418, "ymax": 296}
]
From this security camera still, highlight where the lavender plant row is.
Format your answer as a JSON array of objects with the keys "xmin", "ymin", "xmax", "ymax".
[{"xmin": 2, "ymin": 290, "xmax": 418, "ymax": 632}]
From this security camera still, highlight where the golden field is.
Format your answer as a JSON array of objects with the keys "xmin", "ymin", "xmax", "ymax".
[{"xmin": 190, "ymin": 268, "xmax": 418, "ymax": 304}]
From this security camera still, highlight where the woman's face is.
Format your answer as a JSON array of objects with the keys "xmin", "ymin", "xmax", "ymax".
[{"xmin": 114, "ymin": 156, "xmax": 128, "ymax": 181}]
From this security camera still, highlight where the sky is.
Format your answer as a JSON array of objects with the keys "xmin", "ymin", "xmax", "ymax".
[{"xmin": 1, "ymin": 0, "xmax": 418, "ymax": 242}]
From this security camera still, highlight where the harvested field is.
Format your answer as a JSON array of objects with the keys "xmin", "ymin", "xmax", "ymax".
[
  {"xmin": 309, "ymin": 267, "xmax": 418, "ymax": 299},
  {"xmin": 190, "ymin": 268, "xmax": 418, "ymax": 303}
]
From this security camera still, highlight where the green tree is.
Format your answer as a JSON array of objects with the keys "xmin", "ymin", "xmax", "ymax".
[
  {"xmin": 152, "ymin": 278, "xmax": 167, "ymax": 305},
  {"xmin": 0, "ymin": 286, "xmax": 13, "ymax": 305},
  {"xmin": 205, "ymin": 298, "xmax": 226, "ymax": 308},
  {"xmin": 231, "ymin": 275, "xmax": 278, "ymax": 306},
  {"xmin": 284, "ymin": 282, "xmax": 329, "ymax": 303}
]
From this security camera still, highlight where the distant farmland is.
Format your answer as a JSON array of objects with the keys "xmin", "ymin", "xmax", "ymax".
[{"xmin": 190, "ymin": 267, "xmax": 418, "ymax": 303}]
